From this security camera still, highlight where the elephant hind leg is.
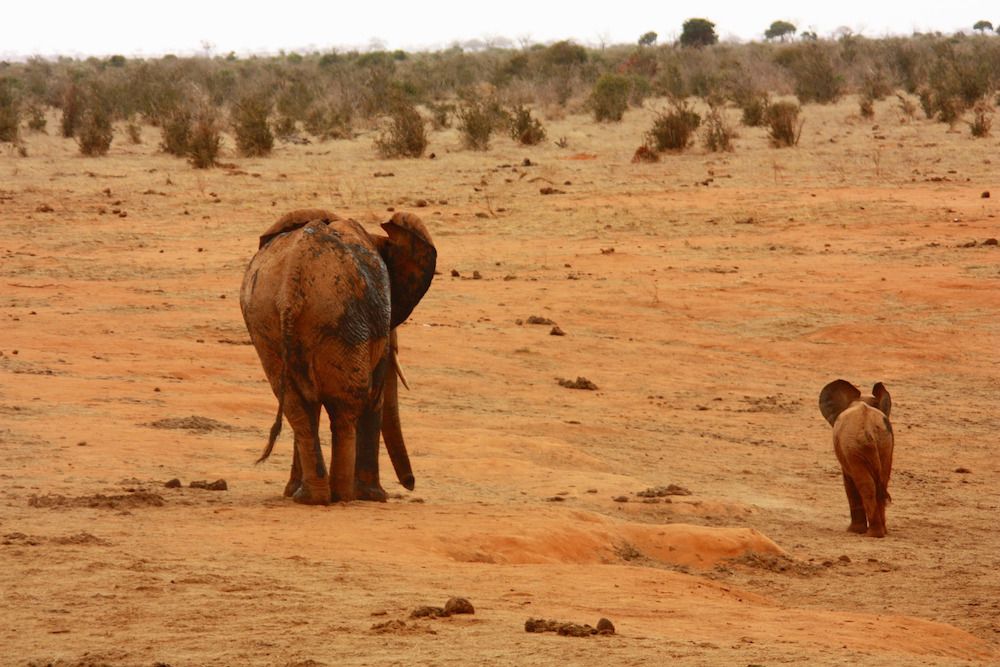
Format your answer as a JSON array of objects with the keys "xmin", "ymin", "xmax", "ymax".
[
  {"xmin": 841, "ymin": 472, "xmax": 867, "ymax": 533},
  {"xmin": 283, "ymin": 446, "xmax": 302, "ymax": 498},
  {"xmin": 327, "ymin": 406, "xmax": 358, "ymax": 503},
  {"xmin": 849, "ymin": 470, "xmax": 885, "ymax": 538},
  {"xmin": 283, "ymin": 390, "xmax": 328, "ymax": 505}
]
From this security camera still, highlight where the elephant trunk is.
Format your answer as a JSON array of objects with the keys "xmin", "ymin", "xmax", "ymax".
[{"xmin": 382, "ymin": 329, "xmax": 415, "ymax": 490}]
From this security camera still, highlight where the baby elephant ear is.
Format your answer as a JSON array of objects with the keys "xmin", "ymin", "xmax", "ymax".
[
  {"xmin": 378, "ymin": 212, "xmax": 437, "ymax": 329},
  {"xmin": 819, "ymin": 379, "xmax": 861, "ymax": 426},
  {"xmin": 872, "ymin": 382, "xmax": 891, "ymax": 418}
]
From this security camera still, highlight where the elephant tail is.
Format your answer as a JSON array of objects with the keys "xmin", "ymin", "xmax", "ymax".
[{"xmin": 256, "ymin": 304, "xmax": 294, "ymax": 464}]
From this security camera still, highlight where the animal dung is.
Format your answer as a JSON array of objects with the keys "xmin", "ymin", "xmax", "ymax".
[
  {"xmin": 524, "ymin": 617, "xmax": 615, "ymax": 636},
  {"xmin": 189, "ymin": 479, "xmax": 228, "ymax": 491},
  {"xmin": 557, "ymin": 376, "xmax": 598, "ymax": 391}
]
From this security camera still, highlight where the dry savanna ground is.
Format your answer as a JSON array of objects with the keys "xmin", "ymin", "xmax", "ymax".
[{"xmin": 1, "ymin": 97, "xmax": 998, "ymax": 666}]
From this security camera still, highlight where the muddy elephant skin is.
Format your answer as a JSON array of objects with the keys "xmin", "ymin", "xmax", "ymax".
[
  {"xmin": 240, "ymin": 209, "xmax": 436, "ymax": 505},
  {"xmin": 819, "ymin": 379, "xmax": 894, "ymax": 537}
]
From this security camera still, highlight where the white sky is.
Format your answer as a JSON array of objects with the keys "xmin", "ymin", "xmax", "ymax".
[{"xmin": 4, "ymin": 1, "xmax": 998, "ymax": 59}]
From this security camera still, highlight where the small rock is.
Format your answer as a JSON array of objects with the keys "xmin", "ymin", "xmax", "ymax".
[
  {"xmin": 549, "ymin": 326, "xmax": 566, "ymax": 336},
  {"xmin": 450, "ymin": 269, "xmax": 460, "ymax": 277},
  {"xmin": 596, "ymin": 618, "xmax": 615, "ymax": 635},
  {"xmin": 955, "ymin": 467, "xmax": 972, "ymax": 474},
  {"xmin": 982, "ymin": 238, "xmax": 998, "ymax": 246},
  {"xmin": 443, "ymin": 597, "xmax": 475, "ymax": 615},
  {"xmin": 981, "ymin": 191, "xmax": 990, "ymax": 198},
  {"xmin": 539, "ymin": 187, "xmax": 565, "ymax": 195},
  {"xmin": 410, "ymin": 606, "xmax": 446, "ymax": 618},
  {"xmin": 557, "ymin": 377, "xmax": 598, "ymax": 391},
  {"xmin": 526, "ymin": 315, "xmax": 555, "ymax": 325},
  {"xmin": 164, "ymin": 478, "xmax": 182, "ymax": 488},
  {"xmin": 838, "ymin": 555, "xmax": 851, "ymax": 563},
  {"xmin": 522, "ymin": 158, "xmax": 533, "ymax": 167},
  {"xmin": 415, "ymin": 199, "xmax": 428, "ymax": 207},
  {"xmin": 558, "ymin": 623, "xmax": 596, "ymax": 637},
  {"xmin": 612, "ymin": 495, "xmax": 629, "ymax": 503},
  {"xmin": 190, "ymin": 479, "xmax": 227, "ymax": 491},
  {"xmin": 472, "ymin": 271, "xmax": 482, "ymax": 279}
]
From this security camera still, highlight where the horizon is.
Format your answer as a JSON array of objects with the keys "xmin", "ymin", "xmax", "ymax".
[{"xmin": 4, "ymin": 0, "xmax": 999, "ymax": 61}]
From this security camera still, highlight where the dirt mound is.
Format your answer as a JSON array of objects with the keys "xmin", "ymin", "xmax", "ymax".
[{"xmin": 28, "ymin": 491, "xmax": 165, "ymax": 510}]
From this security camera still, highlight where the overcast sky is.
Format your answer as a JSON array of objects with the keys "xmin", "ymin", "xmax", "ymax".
[{"xmin": 5, "ymin": 1, "xmax": 998, "ymax": 59}]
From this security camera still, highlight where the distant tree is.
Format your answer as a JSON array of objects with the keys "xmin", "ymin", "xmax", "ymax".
[
  {"xmin": 765, "ymin": 20, "xmax": 797, "ymax": 41},
  {"xmin": 679, "ymin": 18, "xmax": 718, "ymax": 48},
  {"xmin": 638, "ymin": 31, "xmax": 658, "ymax": 47},
  {"xmin": 973, "ymin": 20, "xmax": 993, "ymax": 33},
  {"xmin": 801, "ymin": 30, "xmax": 819, "ymax": 41}
]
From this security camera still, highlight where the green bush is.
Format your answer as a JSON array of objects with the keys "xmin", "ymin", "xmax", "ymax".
[
  {"xmin": 304, "ymin": 100, "xmax": 353, "ymax": 140},
  {"xmin": 646, "ymin": 100, "xmax": 701, "ymax": 152},
  {"xmin": 702, "ymin": 104, "xmax": 736, "ymax": 152},
  {"xmin": 373, "ymin": 102, "xmax": 427, "ymax": 158},
  {"xmin": 508, "ymin": 104, "xmax": 546, "ymax": 145},
  {"xmin": 457, "ymin": 97, "xmax": 508, "ymax": 150},
  {"xmin": 765, "ymin": 101, "xmax": 803, "ymax": 147},
  {"xmin": 76, "ymin": 106, "xmax": 113, "ymax": 156},
  {"xmin": 160, "ymin": 109, "xmax": 192, "ymax": 155},
  {"xmin": 775, "ymin": 43, "xmax": 843, "ymax": 104},
  {"xmin": 0, "ymin": 78, "xmax": 21, "ymax": 143},
  {"xmin": 60, "ymin": 83, "xmax": 82, "ymax": 138},
  {"xmin": 188, "ymin": 108, "xmax": 223, "ymax": 168},
  {"xmin": 736, "ymin": 90, "xmax": 769, "ymax": 127},
  {"xmin": 968, "ymin": 99, "xmax": 993, "ymax": 137},
  {"xmin": 232, "ymin": 93, "xmax": 274, "ymax": 157},
  {"xmin": 26, "ymin": 104, "xmax": 46, "ymax": 133},
  {"xmin": 590, "ymin": 73, "xmax": 631, "ymax": 122}
]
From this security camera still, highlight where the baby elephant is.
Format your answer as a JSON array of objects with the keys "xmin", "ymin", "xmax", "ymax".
[{"xmin": 819, "ymin": 380, "xmax": 895, "ymax": 537}]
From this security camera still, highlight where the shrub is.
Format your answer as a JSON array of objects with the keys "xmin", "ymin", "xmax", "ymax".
[
  {"xmin": 775, "ymin": 43, "xmax": 843, "ymax": 104},
  {"xmin": 737, "ymin": 91, "xmax": 769, "ymax": 127},
  {"xmin": 126, "ymin": 117, "xmax": 142, "ymax": 144},
  {"xmin": 304, "ymin": 100, "xmax": 353, "ymax": 140},
  {"xmin": 646, "ymin": 100, "xmax": 701, "ymax": 152},
  {"xmin": 457, "ymin": 97, "xmax": 508, "ymax": 151},
  {"xmin": 590, "ymin": 73, "xmax": 631, "ymax": 122},
  {"xmin": 232, "ymin": 93, "xmax": 274, "ymax": 157},
  {"xmin": 188, "ymin": 108, "xmax": 223, "ymax": 168},
  {"xmin": 272, "ymin": 115, "xmax": 297, "ymax": 140},
  {"xmin": 859, "ymin": 95, "xmax": 875, "ymax": 119},
  {"xmin": 373, "ymin": 102, "xmax": 427, "ymax": 158},
  {"xmin": 631, "ymin": 144, "xmax": 659, "ymax": 163},
  {"xmin": 76, "ymin": 106, "xmax": 113, "ymax": 156},
  {"xmin": 702, "ymin": 104, "xmax": 736, "ymax": 152},
  {"xmin": 26, "ymin": 104, "xmax": 47, "ymax": 133},
  {"xmin": 508, "ymin": 104, "xmax": 546, "ymax": 145},
  {"xmin": 60, "ymin": 83, "xmax": 82, "ymax": 138},
  {"xmin": 160, "ymin": 109, "xmax": 192, "ymax": 155},
  {"xmin": 0, "ymin": 78, "xmax": 20, "ymax": 143},
  {"xmin": 765, "ymin": 101, "xmax": 803, "ymax": 147},
  {"xmin": 968, "ymin": 99, "xmax": 993, "ymax": 137},
  {"xmin": 896, "ymin": 93, "xmax": 917, "ymax": 120},
  {"xmin": 427, "ymin": 101, "xmax": 454, "ymax": 130}
]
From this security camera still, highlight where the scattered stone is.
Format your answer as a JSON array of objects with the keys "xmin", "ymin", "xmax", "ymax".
[
  {"xmin": 190, "ymin": 479, "xmax": 228, "ymax": 491},
  {"xmin": 838, "ymin": 554, "xmax": 851, "ymax": 563},
  {"xmin": 596, "ymin": 618, "xmax": 616, "ymax": 635},
  {"xmin": 525, "ymin": 618, "xmax": 610, "ymax": 637},
  {"xmin": 443, "ymin": 597, "xmax": 475, "ymax": 615},
  {"xmin": 35, "ymin": 204, "xmax": 54, "ymax": 213},
  {"xmin": 557, "ymin": 377, "xmax": 598, "ymax": 391},
  {"xmin": 522, "ymin": 158, "xmax": 533, "ymax": 167},
  {"xmin": 983, "ymin": 238, "xmax": 998, "ymax": 246},
  {"xmin": 472, "ymin": 270, "xmax": 482, "ymax": 279},
  {"xmin": 145, "ymin": 416, "xmax": 234, "ymax": 432},
  {"xmin": 545, "ymin": 496, "xmax": 566, "ymax": 502},
  {"xmin": 982, "ymin": 191, "xmax": 990, "ymax": 198},
  {"xmin": 612, "ymin": 495, "xmax": 629, "ymax": 503},
  {"xmin": 450, "ymin": 269, "xmax": 460, "ymax": 277},
  {"xmin": 955, "ymin": 467, "xmax": 972, "ymax": 474},
  {"xmin": 415, "ymin": 199, "xmax": 429, "ymax": 207},
  {"xmin": 600, "ymin": 247, "xmax": 615, "ymax": 254},
  {"xmin": 410, "ymin": 606, "xmax": 446, "ymax": 618},
  {"xmin": 539, "ymin": 187, "xmax": 565, "ymax": 195},
  {"xmin": 549, "ymin": 326, "xmax": 566, "ymax": 336},
  {"xmin": 636, "ymin": 484, "xmax": 692, "ymax": 498},
  {"xmin": 164, "ymin": 478, "xmax": 182, "ymax": 488},
  {"xmin": 526, "ymin": 315, "xmax": 555, "ymax": 325}
]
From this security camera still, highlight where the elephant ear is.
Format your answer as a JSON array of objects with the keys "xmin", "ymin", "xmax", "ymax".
[
  {"xmin": 872, "ymin": 382, "xmax": 891, "ymax": 418},
  {"xmin": 819, "ymin": 379, "xmax": 861, "ymax": 426},
  {"xmin": 376, "ymin": 212, "xmax": 437, "ymax": 329}
]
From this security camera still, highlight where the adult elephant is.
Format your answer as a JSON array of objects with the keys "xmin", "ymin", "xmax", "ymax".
[{"xmin": 240, "ymin": 208, "xmax": 436, "ymax": 504}]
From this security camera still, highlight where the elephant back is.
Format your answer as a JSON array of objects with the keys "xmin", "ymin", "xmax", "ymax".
[{"xmin": 258, "ymin": 209, "xmax": 344, "ymax": 249}]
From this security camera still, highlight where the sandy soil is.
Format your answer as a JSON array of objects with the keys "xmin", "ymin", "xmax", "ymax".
[{"xmin": 1, "ymin": 98, "xmax": 998, "ymax": 666}]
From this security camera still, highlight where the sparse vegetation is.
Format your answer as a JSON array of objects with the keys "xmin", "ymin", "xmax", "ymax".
[
  {"xmin": 231, "ymin": 92, "xmax": 274, "ymax": 157},
  {"xmin": 457, "ymin": 96, "xmax": 508, "ymax": 151},
  {"xmin": 76, "ymin": 106, "xmax": 113, "ymax": 156},
  {"xmin": 765, "ymin": 101, "xmax": 803, "ymax": 147},
  {"xmin": 968, "ymin": 99, "xmax": 993, "ymax": 137},
  {"xmin": 646, "ymin": 100, "xmax": 701, "ymax": 152},
  {"xmin": 0, "ymin": 78, "xmax": 21, "ymax": 143},
  {"xmin": 188, "ymin": 106, "xmax": 223, "ymax": 167},
  {"xmin": 373, "ymin": 101, "xmax": 427, "ymax": 158},
  {"xmin": 702, "ymin": 103, "xmax": 736, "ymax": 151},
  {"xmin": 590, "ymin": 73, "xmax": 631, "ymax": 122},
  {"xmin": 508, "ymin": 104, "xmax": 546, "ymax": 145}
]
